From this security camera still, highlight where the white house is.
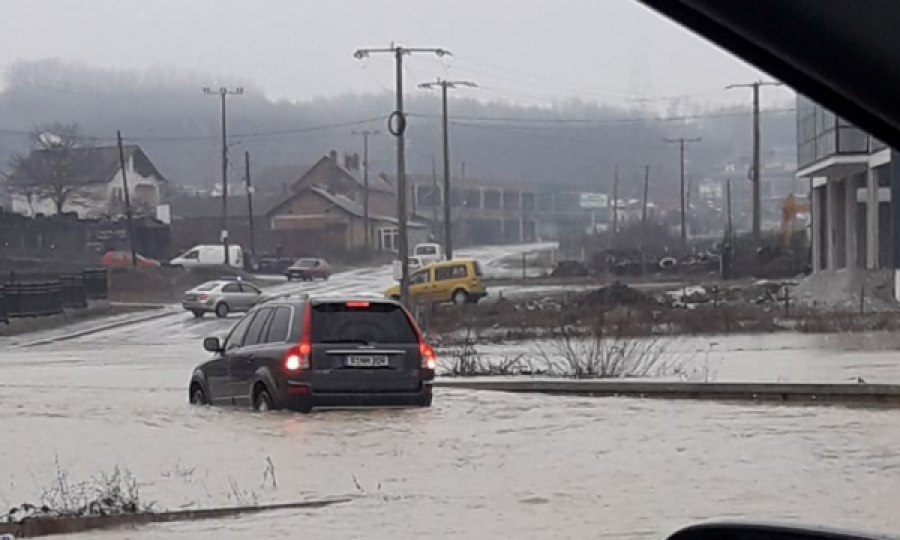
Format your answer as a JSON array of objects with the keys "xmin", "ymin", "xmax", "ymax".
[{"xmin": 6, "ymin": 145, "xmax": 166, "ymax": 218}]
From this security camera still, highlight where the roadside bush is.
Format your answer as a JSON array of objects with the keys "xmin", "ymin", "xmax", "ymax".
[{"xmin": 1, "ymin": 463, "xmax": 147, "ymax": 523}]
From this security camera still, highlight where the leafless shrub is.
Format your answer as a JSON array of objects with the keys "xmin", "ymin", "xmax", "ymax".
[
  {"xmin": 532, "ymin": 320, "xmax": 694, "ymax": 379},
  {"xmin": 227, "ymin": 477, "xmax": 259, "ymax": 507},
  {"xmin": 435, "ymin": 319, "xmax": 531, "ymax": 377},
  {"xmin": 0, "ymin": 460, "xmax": 150, "ymax": 523}
]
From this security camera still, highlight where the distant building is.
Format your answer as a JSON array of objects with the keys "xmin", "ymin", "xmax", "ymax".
[
  {"xmin": 266, "ymin": 184, "xmax": 429, "ymax": 254},
  {"xmin": 795, "ymin": 95, "xmax": 890, "ymax": 274},
  {"xmin": 6, "ymin": 145, "xmax": 166, "ymax": 219}
]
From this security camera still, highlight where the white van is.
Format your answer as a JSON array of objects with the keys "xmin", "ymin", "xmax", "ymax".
[
  {"xmin": 170, "ymin": 245, "xmax": 244, "ymax": 269},
  {"xmin": 413, "ymin": 243, "xmax": 444, "ymax": 266}
]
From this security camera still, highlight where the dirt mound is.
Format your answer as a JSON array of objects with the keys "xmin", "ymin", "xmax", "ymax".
[{"xmin": 578, "ymin": 282, "xmax": 655, "ymax": 307}]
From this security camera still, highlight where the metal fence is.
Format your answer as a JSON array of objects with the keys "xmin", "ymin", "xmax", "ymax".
[{"xmin": 0, "ymin": 269, "xmax": 108, "ymax": 324}]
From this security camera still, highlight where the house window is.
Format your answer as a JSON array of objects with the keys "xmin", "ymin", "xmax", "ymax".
[{"xmin": 378, "ymin": 227, "xmax": 399, "ymax": 252}]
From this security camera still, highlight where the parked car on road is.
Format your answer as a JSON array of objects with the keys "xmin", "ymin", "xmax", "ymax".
[
  {"xmin": 188, "ymin": 294, "xmax": 436, "ymax": 413},
  {"xmin": 285, "ymin": 258, "xmax": 331, "ymax": 281},
  {"xmin": 170, "ymin": 245, "xmax": 244, "ymax": 269},
  {"xmin": 413, "ymin": 243, "xmax": 444, "ymax": 266},
  {"xmin": 385, "ymin": 258, "xmax": 487, "ymax": 306},
  {"xmin": 102, "ymin": 250, "xmax": 161, "ymax": 268},
  {"xmin": 182, "ymin": 279, "xmax": 266, "ymax": 318}
]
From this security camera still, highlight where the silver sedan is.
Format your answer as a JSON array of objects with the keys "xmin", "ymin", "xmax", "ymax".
[{"xmin": 182, "ymin": 280, "xmax": 267, "ymax": 318}]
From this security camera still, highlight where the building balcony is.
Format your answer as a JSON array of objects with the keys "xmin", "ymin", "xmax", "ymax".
[{"xmin": 796, "ymin": 95, "xmax": 871, "ymax": 179}]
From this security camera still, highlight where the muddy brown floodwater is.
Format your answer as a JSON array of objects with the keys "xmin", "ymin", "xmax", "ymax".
[{"xmin": 1, "ymin": 254, "xmax": 900, "ymax": 540}]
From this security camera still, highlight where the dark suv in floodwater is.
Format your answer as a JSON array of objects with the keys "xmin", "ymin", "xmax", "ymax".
[{"xmin": 187, "ymin": 294, "xmax": 436, "ymax": 413}]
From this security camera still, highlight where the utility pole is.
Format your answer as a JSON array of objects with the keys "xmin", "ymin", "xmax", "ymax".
[
  {"xmin": 244, "ymin": 151, "xmax": 256, "ymax": 259},
  {"xmin": 612, "ymin": 166, "xmax": 620, "ymax": 234},
  {"xmin": 640, "ymin": 165, "xmax": 651, "ymax": 278},
  {"xmin": 641, "ymin": 165, "xmax": 651, "ymax": 225},
  {"xmin": 203, "ymin": 86, "xmax": 244, "ymax": 266},
  {"xmin": 418, "ymin": 78, "xmax": 477, "ymax": 261},
  {"xmin": 351, "ymin": 129, "xmax": 382, "ymax": 250},
  {"xmin": 666, "ymin": 137, "xmax": 702, "ymax": 254},
  {"xmin": 354, "ymin": 44, "xmax": 451, "ymax": 306},
  {"xmin": 115, "ymin": 130, "xmax": 138, "ymax": 268},
  {"xmin": 431, "ymin": 155, "xmax": 439, "ymax": 237},
  {"xmin": 726, "ymin": 179, "xmax": 734, "ymax": 245},
  {"xmin": 727, "ymin": 80, "xmax": 783, "ymax": 242}
]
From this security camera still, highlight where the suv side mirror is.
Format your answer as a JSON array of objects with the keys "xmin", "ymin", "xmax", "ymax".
[{"xmin": 203, "ymin": 337, "xmax": 223, "ymax": 353}]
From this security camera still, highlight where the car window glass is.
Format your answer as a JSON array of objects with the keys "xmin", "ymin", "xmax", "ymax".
[
  {"xmin": 184, "ymin": 250, "xmax": 199, "ymax": 260},
  {"xmin": 310, "ymin": 303, "xmax": 417, "ymax": 344},
  {"xmin": 435, "ymin": 265, "xmax": 466, "ymax": 281},
  {"xmin": 222, "ymin": 283, "xmax": 241, "ymax": 293},
  {"xmin": 240, "ymin": 283, "xmax": 261, "ymax": 294},
  {"xmin": 195, "ymin": 281, "xmax": 218, "ymax": 291},
  {"xmin": 243, "ymin": 308, "xmax": 273, "ymax": 347},
  {"xmin": 225, "ymin": 313, "xmax": 257, "ymax": 351},
  {"xmin": 410, "ymin": 270, "xmax": 429, "ymax": 285},
  {"xmin": 263, "ymin": 307, "xmax": 292, "ymax": 343}
]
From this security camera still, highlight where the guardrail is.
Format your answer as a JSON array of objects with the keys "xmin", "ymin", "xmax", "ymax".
[{"xmin": 0, "ymin": 268, "xmax": 108, "ymax": 323}]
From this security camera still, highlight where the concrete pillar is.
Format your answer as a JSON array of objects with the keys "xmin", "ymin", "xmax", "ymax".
[
  {"xmin": 826, "ymin": 178, "xmax": 839, "ymax": 270},
  {"xmin": 811, "ymin": 185, "xmax": 823, "ymax": 272},
  {"xmin": 845, "ymin": 174, "xmax": 858, "ymax": 269},
  {"xmin": 866, "ymin": 167, "xmax": 880, "ymax": 269}
]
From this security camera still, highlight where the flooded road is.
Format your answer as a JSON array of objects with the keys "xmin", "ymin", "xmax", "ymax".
[{"xmin": 2, "ymin": 247, "xmax": 900, "ymax": 539}]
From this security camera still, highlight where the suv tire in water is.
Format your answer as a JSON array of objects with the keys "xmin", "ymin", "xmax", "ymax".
[{"xmin": 254, "ymin": 389, "xmax": 274, "ymax": 412}]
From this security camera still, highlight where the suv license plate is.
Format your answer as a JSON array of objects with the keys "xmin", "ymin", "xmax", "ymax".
[{"xmin": 345, "ymin": 355, "xmax": 389, "ymax": 368}]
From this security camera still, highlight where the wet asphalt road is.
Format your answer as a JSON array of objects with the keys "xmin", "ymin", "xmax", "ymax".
[{"xmin": 2, "ymin": 245, "xmax": 900, "ymax": 539}]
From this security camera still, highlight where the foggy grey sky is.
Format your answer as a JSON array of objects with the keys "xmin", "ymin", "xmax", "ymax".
[{"xmin": 0, "ymin": 0, "xmax": 794, "ymax": 109}]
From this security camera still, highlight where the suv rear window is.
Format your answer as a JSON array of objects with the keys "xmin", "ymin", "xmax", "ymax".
[
  {"xmin": 310, "ymin": 303, "xmax": 418, "ymax": 344},
  {"xmin": 473, "ymin": 261, "xmax": 483, "ymax": 277}
]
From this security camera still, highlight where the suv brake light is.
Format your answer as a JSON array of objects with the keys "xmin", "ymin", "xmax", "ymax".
[
  {"xmin": 401, "ymin": 306, "xmax": 437, "ymax": 370},
  {"xmin": 420, "ymin": 342, "xmax": 437, "ymax": 370},
  {"xmin": 285, "ymin": 303, "xmax": 312, "ymax": 371}
]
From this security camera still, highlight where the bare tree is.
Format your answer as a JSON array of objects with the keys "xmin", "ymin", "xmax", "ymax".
[{"xmin": 6, "ymin": 123, "xmax": 94, "ymax": 214}]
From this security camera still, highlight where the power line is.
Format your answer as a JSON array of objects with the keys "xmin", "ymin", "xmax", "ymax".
[
  {"xmin": 0, "ymin": 116, "xmax": 388, "ymax": 144},
  {"xmin": 407, "ymin": 107, "xmax": 795, "ymax": 126},
  {"xmin": 0, "ymin": 107, "xmax": 792, "ymax": 145}
]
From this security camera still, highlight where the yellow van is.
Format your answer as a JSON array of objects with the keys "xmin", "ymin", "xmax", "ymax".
[{"xmin": 385, "ymin": 258, "xmax": 488, "ymax": 305}]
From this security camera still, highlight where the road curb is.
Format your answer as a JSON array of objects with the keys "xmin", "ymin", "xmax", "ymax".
[
  {"xmin": 18, "ymin": 308, "xmax": 181, "ymax": 347},
  {"xmin": 0, "ymin": 497, "xmax": 352, "ymax": 538},
  {"xmin": 433, "ymin": 379, "xmax": 900, "ymax": 406}
]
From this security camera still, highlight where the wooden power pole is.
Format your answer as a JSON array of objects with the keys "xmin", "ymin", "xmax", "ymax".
[
  {"xmin": 665, "ymin": 137, "xmax": 702, "ymax": 254},
  {"xmin": 727, "ymin": 80, "xmax": 783, "ymax": 242}
]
